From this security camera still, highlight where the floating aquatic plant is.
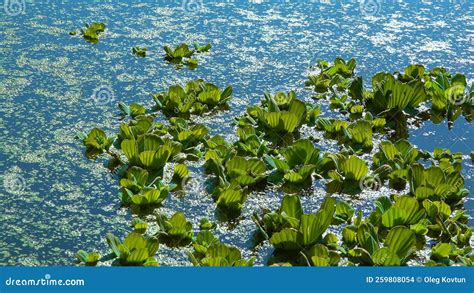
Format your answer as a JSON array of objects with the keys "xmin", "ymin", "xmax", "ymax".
[
  {"xmin": 76, "ymin": 250, "xmax": 100, "ymax": 266},
  {"xmin": 372, "ymin": 139, "xmax": 420, "ymax": 190},
  {"xmin": 253, "ymin": 195, "xmax": 340, "ymax": 266},
  {"xmin": 189, "ymin": 230, "xmax": 255, "ymax": 266},
  {"xmin": 163, "ymin": 42, "xmax": 212, "ymax": 69},
  {"xmin": 77, "ymin": 58, "xmax": 473, "ymax": 267},
  {"xmin": 156, "ymin": 212, "xmax": 193, "ymax": 247},
  {"xmin": 78, "ymin": 128, "xmax": 115, "ymax": 159},
  {"xmin": 152, "ymin": 79, "xmax": 232, "ymax": 117},
  {"xmin": 265, "ymin": 139, "xmax": 322, "ymax": 185},
  {"xmin": 71, "ymin": 22, "xmax": 106, "ymax": 44},
  {"xmin": 105, "ymin": 228, "xmax": 159, "ymax": 266},
  {"xmin": 238, "ymin": 92, "xmax": 307, "ymax": 145},
  {"xmin": 132, "ymin": 46, "xmax": 147, "ymax": 57}
]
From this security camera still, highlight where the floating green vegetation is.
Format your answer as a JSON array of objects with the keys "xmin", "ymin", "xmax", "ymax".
[
  {"xmin": 70, "ymin": 22, "xmax": 106, "ymax": 44},
  {"xmin": 156, "ymin": 212, "xmax": 193, "ymax": 247},
  {"xmin": 77, "ymin": 56, "xmax": 473, "ymax": 267},
  {"xmin": 253, "ymin": 195, "xmax": 339, "ymax": 266},
  {"xmin": 78, "ymin": 222, "xmax": 160, "ymax": 267},
  {"xmin": 132, "ymin": 46, "xmax": 147, "ymax": 57},
  {"xmin": 189, "ymin": 230, "xmax": 255, "ymax": 266},
  {"xmin": 76, "ymin": 250, "xmax": 100, "ymax": 266},
  {"xmin": 265, "ymin": 139, "xmax": 322, "ymax": 186},
  {"xmin": 152, "ymin": 79, "xmax": 232, "ymax": 118},
  {"xmin": 163, "ymin": 43, "xmax": 212, "ymax": 70},
  {"xmin": 236, "ymin": 91, "xmax": 307, "ymax": 146},
  {"xmin": 307, "ymin": 58, "xmax": 473, "ymax": 138}
]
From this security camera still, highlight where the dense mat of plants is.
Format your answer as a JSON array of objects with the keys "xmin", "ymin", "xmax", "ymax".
[{"xmin": 75, "ymin": 30, "xmax": 473, "ymax": 266}]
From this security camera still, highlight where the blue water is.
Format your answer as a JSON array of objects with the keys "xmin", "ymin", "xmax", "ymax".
[{"xmin": 0, "ymin": 0, "xmax": 472, "ymax": 265}]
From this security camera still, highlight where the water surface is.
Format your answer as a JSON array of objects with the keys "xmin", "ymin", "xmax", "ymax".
[{"xmin": 0, "ymin": 0, "xmax": 472, "ymax": 265}]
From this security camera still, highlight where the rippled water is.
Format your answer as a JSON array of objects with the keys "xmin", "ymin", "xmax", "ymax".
[{"xmin": 0, "ymin": 0, "xmax": 473, "ymax": 266}]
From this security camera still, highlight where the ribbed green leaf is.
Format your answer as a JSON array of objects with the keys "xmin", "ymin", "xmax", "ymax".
[
  {"xmin": 342, "ymin": 156, "xmax": 368, "ymax": 181},
  {"xmin": 269, "ymin": 228, "xmax": 301, "ymax": 250},
  {"xmin": 385, "ymin": 227, "xmax": 416, "ymax": 261}
]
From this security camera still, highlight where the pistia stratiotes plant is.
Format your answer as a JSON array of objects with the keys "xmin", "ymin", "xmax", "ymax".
[
  {"xmin": 215, "ymin": 187, "xmax": 247, "ymax": 219},
  {"xmin": 408, "ymin": 163, "xmax": 467, "ymax": 207},
  {"xmin": 343, "ymin": 224, "xmax": 418, "ymax": 266},
  {"xmin": 117, "ymin": 116, "xmax": 167, "ymax": 142},
  {"xmin": 188, "ymin": 230, "xmax": 255, "ymax": 266},
  {"xmin": 168, "ymin": 118, "xmax": 209, "ymax": 155},
  {"xmin": 315, "ymin": 117, "xmax": 380, "ymax": 153},
  {"xmin": 163, "ymin": 42, "xmax": 212, "ymax": 69},
  {"xmin": 118, "ymin": 102, "xmax": 147, "ymax": 117},
  {"xmin": 132, "ymin": 46, "xmax": 147, "ymax": 57},
  {"xmin": 70, "ymin": 22, "xmax": 106, "ymax": 44},
  {"xmin": 163, "ymin": 43, "xmax": 197, "ymax": 69},
  {"xmin": 425, "ymin": 147, "xmax": 463, "ymax": 173},
  {"xmin": 265, "ymin": 139, "xmax": 323, "ymax": 186},
  {"xmin": 121, "ymin": 134, "xmax": 182, "ymax": 176},
  {"xmin": 156, "ymin": 212, "xmax": 194, "ymax": 247},
  {"xmin": 425, "ymin": 68, "xmax": 473, "ymax": 127},
  {"xmin": 306, "ymin": 61, "xmax": 473, "ymax": 138},
  {"xmin": 238, "ymin": 91, "xmax": 307, "ymax": 144},
  {"xmin": 224, "ymin": 156, "xmax": 267, "ymax": 187},
  {"xmin": 253, "ymin": 195, "xmax": 341, "ymax": 266},
  {"xmin": 152, "ymin": 79, "xmax": 232, "ymax": 118},
  {"xmin": 118, "ymin": 166, "xmax": 175, "ymax": 208},
  {"xmin": 372, "ymin": 139, "xmax": 420, "ymax": 190},
  {"xmin": 105, "ymin": 228, "xmax": 159, "ymax": 266},
  {"xmin": 365, "ymin": 74, "xmax": 428, "ymax": 138},
  {"xmin": 76, "ymin": 250, "xmax": 100, "ymax": 266},
  {"xmin": 325, "ymin": 155, "xmax": 369, "ymax": 194},
  {"xmin": 234, "ymin": 125, "xmax": 270, "ymax": 157},
  {"xmin": 305, "ymin": 57, "xmax": 358, "ymax": 95},
  {"xmin": 76, "ymin": 57, "xmax": 474, "ymax": 267},
  {"xmin": 78, "ymin": 127, "xmax": 115, "ymax": 159}
]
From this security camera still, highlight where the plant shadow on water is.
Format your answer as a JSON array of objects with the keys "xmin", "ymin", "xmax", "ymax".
[{"xmin": 0, "ymin": 0, "xmax": 473, "ymax": 266}]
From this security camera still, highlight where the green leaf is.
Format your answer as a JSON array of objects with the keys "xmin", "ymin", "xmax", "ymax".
[
  {"xmin": 106, "ymin": 233, "xmax": 122, "ymax": 258},
  {"xmin": 342, "ymin": 156, "xmax": 368, "ymax": 181},
  {"xmin": 382, "ymin": 207, "xmax": 407, "ymax": 228},
  {"xmin": 431, "ymin": 243, "xmax": 452, "ymax": 260},
  {"xmin": 384, "ymin": 227, "xmax": 416, "ymax": 261},
  {"xmin": 269, "ymin": 228, "xmax": 301, "ymax": 250},
  {"xmin": 280, "ymin": 195, "xmax": 303, "ymax": 220},
  {"xmin": 132, "ymin": 46, "xmax": 147, "ymax": 57},
  {"xmin": 372, "ymin": 247, "xmax": 401, "ymax": 266}
]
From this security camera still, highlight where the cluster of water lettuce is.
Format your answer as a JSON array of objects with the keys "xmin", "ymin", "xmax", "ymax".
[{"xmin": 76, "ymin": 49, "xmax": 473, "ymax": 266}]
